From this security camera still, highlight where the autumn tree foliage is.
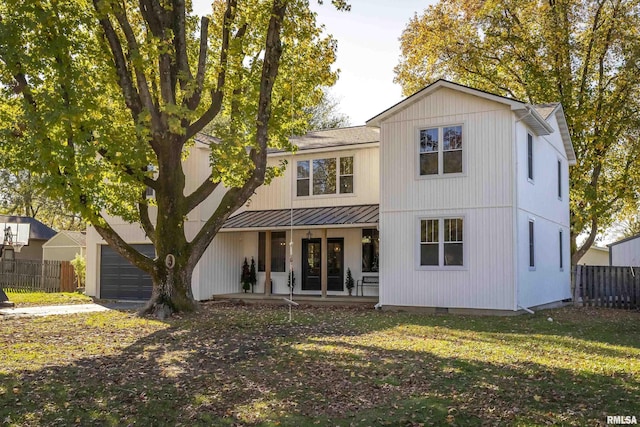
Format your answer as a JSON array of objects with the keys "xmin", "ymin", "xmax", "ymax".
[
  {"xmin": 394, "ymin": 0, "xmax": 640, "ymax": 264},
  {"xmin": 0, "ymin": 0, "xmax": 346, "ymax": 317}
]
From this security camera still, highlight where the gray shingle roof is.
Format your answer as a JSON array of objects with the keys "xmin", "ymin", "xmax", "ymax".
[
  {"xmin": 270, "ymin": 126, "xmax": 380, "ymax": 153},
  {"xmin": 222, "ymin": 204, "xmax": 379, "ymax": 230}
]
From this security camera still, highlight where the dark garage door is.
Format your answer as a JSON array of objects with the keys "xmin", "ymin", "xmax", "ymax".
[{"xmin": 100, "ymin": 244, "xmax": 155, "ymax": 300}]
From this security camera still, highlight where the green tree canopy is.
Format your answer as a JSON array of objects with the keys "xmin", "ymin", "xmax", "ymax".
[
  {"xmin": 0, "ymin": 0, "xmax": 345, "ymax": 317},
  {"xmin": 0, "ymin": 170, "xmax": 85, "ymax": 231},
  {"xmin": 394, "ymin": 0, "xmax": 640, "ymax": 264}
]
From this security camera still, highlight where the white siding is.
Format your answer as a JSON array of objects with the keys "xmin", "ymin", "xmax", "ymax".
[
  {"xmin": 380, "ymin": 208, "xmax": 514, "ymax": 310},
  {"xmin": 610, "ymin": 236, "xmax": 640, "ymax": 266},
  {"xmin": 515, "ymin": 118, "xmax": 572, "ymax": 308},
  {"xmin": 245, "ymin": 146, "xmax": 379, "ymax": 211},
  {"xmin": 578, "ymin": 247, "xmax": 609, "ymax": 266},
  {"xmin": 195, "ymin": 233, "xmax": 244, "ymax": 300},
  {"xmin": 379, "ymin": 87, "xmax": 516, "ymax": 310}
]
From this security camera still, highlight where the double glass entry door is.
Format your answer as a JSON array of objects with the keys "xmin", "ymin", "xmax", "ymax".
[{"xmin": 301, "ymin": 238, "xmax": 344, "ymax": 291}]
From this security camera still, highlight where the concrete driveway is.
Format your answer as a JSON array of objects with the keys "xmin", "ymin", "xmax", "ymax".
[{"xmin": 0, "ymin": 301, "xmax": 143, "ymax": 319}]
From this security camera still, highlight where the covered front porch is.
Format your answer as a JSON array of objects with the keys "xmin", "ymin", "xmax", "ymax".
[{"xmin": 220, "ymin": 205, "xmax": 379, "ymax": 298}]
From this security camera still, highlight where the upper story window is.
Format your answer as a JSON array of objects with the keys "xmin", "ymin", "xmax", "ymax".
[
  {"xmin": 527, "ymin": 133, "xmax": 534, "ymax": 181},
  {"xmin": 419, "ymin": 125, "xmax": 463, "ymax": 176},
  {"xmin": 296, "ymin": 156, "xmax": 354, "ymax": 197},
  {"xmin": 557, "ymin": 159, "xmax": 562, "ymax": 199}
]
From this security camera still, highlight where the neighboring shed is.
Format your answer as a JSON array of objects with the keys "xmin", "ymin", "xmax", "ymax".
[
  {"xmin": 578, "ymin": 245, "xmax": 609, "ymax": 265},
  {"xmin": 0, "ymin": 215, "xmax": 57, "ymax": 261},
  {"xmin": 43, "ymin": 231, "xmax": 86, "ymax": 261},
  {"xmin": 608, "ymin": 233, "xmax": 640, "ymax": 266}
]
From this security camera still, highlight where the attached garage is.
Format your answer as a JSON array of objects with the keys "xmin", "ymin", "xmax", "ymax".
[{"xmin": 99, "ymin": 244, "xmax": 155, "ymax": 300}]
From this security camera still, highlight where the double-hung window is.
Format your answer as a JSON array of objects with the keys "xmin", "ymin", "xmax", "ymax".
[
  {"xmin": 296, "ymin": 156, "xmax": 354, "ymax": 197},
  {"xmin": 419, "ymin": 218, "xmax": 464, "ymax": 267},
  {"xmin": 419, "ymin": 125, "xmax": 463, "ymax": 176}
]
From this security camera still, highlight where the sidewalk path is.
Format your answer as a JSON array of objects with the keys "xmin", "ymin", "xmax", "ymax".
[{"xmin": 0, "ymin": 303, "xmax": 112, "ymax": 318}]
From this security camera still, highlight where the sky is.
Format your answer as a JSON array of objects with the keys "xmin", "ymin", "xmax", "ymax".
[{"xmin": 191, "ymin": 0, "xmax": 437, "ymax": 125}]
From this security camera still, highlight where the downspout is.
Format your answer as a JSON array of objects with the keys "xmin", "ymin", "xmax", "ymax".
[
  {"xmin": 518, "ymin": 305, "xmax": 535, "ymax": 314},
  {"xmin": 512, "ymin": 112, "xmax": 520, "ymax": 312}
]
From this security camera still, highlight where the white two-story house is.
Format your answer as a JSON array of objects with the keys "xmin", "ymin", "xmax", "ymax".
[
  {"xmin": 86, "ymin": 80, "xmax": 575, "ymax": 313},
  {"xmin": 367, "ymin": 80, "xmax": 575, "ymax": 312}
]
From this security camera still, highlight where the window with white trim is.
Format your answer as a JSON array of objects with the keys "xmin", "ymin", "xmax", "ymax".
[
  {"xmin": 419, "ymin": 125, "xmax": 463, "ymax": 176},
  {"xmin": 296, "ymin": 156, "xmax": 354, "ymax": 197},
  {"xmin": 420, "ymin": 218, "xmax": 464, "ymax": 267}
]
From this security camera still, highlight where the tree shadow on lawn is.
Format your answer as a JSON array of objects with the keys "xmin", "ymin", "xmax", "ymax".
[
  {"xmin": 0, "ymin": 304, "xmax": 638, "ymax": 426},
  {"xmin": 379, "ymin": 306, "xmax": 640, "ymax": 350}
]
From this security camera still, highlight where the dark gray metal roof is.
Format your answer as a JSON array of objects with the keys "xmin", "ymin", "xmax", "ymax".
[{"xmin": 222, "ymin": 204, "xmax": 379, "ymax": 230}]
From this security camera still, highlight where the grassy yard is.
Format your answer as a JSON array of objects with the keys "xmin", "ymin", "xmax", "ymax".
[
  {"xmin": 0, "ymin": 304, "xmax": 638, "ymax": 426},
  {"xmin": 4, "ymin": 291, "xmax": 93, "ymax": 307}
]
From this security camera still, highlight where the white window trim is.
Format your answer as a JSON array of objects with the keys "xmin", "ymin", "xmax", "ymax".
[
  {"xmin": 295, "ymin": 155, "xmax": 355, "ymax": 198},
  {"xmin": 415, "ymin": 123, "xmax": 466, "ymax": 180},
  {"xmin": 416, "ymin": 215, "xmax": 467, "ymax": 271}
]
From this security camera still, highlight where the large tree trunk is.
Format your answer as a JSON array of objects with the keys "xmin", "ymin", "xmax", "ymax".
[
  {"xmin": 140, "ymin": 261, "xmax": 196, "ymax": 319},
  {"xmin": 571, "ymin": 217, "xmax": 598, "ymax": 266}
]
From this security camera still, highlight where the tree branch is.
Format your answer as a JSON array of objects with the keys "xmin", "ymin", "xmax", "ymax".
[
  {"xmin": 186, "ymin": 0, "xmax": 237, "ymax": 139},
  {"xmin": 187, "ymin": 0, "xmax": 288, "ymax": 265},
  {"xmin": 138, "ymin": 193, "xmax": 156, "ymax": 244},
  {"xmin": 92, "ymin": 0, "xmax": 143, "ymax": 120},
  {"xmin": 184, "ymin": 174, "xmax": 219, "ymax": 214},
  {"xmin": 172, "ymin": 0, "xmax": 193, "ymax": 89},
  {"xmin": 92, "ymin": 214, "xmax": 156, "ymax": 272},
  {"xmin": 185, "ymin": 17, "xmax": 210, "ymax": 110},
  {"xmin": 112, "ymin": 5, "xmax": 161, "ymax": 137}
]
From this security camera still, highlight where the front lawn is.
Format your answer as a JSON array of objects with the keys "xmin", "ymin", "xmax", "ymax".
[
  {"xmin": 0, "ymin": 304, "xmax": 638, "ymax": 426},
  {"xmin": 4, "ymin": 291, "xmax": 93, "ymax": 307}
]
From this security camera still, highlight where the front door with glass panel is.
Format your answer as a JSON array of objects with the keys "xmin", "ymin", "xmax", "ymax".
[
  {"xmin": 327, "ymin": 238, "xmax": 344, "ymax": 291},
  {"xmin": 302, "ymin": 239, "xmax": 321, "ymax": 290}
]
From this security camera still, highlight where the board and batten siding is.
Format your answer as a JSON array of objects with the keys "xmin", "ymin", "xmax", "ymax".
[
  {"xmin": 380, "ymin": 208, "xmax": 514, "ymax": 310},
  {"xmin": 610, "ymin": 236, "xmax": 640, "ymax": 266},
  {"xmin": 515, "ymin": 120, "xmax": 571, "ymax": 308},
  {"xmin": 195, "ymin": 232, "xmax": 244, "ymax": 300},
  {"xmin": 244, "ymin": 146, "xmax": 379, "ymax": 211},
  {"xmin": 378, "ymin": 87, "xmax": 516, "ymax": 310}
]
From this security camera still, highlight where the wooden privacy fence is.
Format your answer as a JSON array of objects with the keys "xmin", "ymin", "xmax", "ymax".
[
  {"xmin": 0, "ymin": 259, "xmax": 75, "ymax": 293},
  {"xmin": 573, "ymin": 265, "xmax": 640, "ymax": 309}
]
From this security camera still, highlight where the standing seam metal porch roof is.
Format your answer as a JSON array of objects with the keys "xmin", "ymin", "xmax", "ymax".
[{"xmin": 221, "ymin": 204, "xmax": 379, "ymax": 230}]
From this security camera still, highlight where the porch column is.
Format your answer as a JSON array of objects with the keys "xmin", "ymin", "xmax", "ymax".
[
  {"xmin": 321, "ymin": 228, "xmax": 327, "ymax": 298},
  {"xmin": 265, "ymin": 230, "xmax": 271, "ymax": 296}
]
